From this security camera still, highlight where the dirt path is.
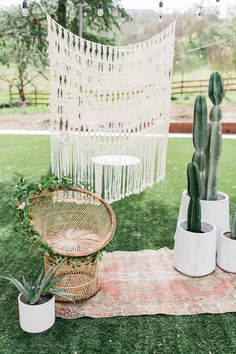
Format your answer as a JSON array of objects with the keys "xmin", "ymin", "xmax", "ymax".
[
  {"xmin": 172, "ymin": 103, "xmax": 236, "ymax": 121},
  {"xmin": 0, "ymin": 112, "xmax": 50, "ymax": 130},
  {"xmin": 0, "ymin": 103, "xmax": 236, "ymax": 130}
]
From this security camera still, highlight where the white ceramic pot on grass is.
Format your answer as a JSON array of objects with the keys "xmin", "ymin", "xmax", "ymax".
[
  {"xmin": 18, "ymin": 294, "xmax": 55, "ymax": 333},
  {"xmin": 173, "ymin": 220, "xmax": 217, "ymax": 277},
  {"xmin": 177, "ymin": 191, "xmax": 229, "ymax": 240},
  {"xmin": 217, "ymin": 231, "xmax": 236, "ymax": 273}
]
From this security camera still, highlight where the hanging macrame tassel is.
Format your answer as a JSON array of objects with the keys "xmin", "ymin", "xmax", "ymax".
[{"xmin": 47, "ymin": 13, "xmax": 176, "ymax": 203}]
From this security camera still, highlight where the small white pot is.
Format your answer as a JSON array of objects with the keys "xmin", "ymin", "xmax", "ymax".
[
  {"xmin": 173, "ymin": 220, "xmax": 217, "ymax": 277},
  {"xmin": 217, "ymin": 231, "xmax": 236, "ymax": 273},
  {"xmin": 18, "ymin": 294, "xmax": 55, "ymax": 333},
  {"xmin": 177, "ymin": 191, "xmax": 229, "ymax": 240}
]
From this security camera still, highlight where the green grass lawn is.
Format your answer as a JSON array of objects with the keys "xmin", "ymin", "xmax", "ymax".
[
  {"xmin": 0, "ymin": 105, "xmax": 49, "ymax": 116},
  {"xmin": 0, "ymin": 135, "xmax": 236, "ymax": 354}
]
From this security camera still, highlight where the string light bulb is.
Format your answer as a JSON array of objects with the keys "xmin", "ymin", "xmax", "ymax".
[
  {"xmin": 121, "ymin": 12, "xmax": 126, "ymax": 23},
  {"xmin": 158, "ymin": 1, "xmax": 163, "ymax": 22},
  {"xmin": 97, "ymin": 2, "xmax": 104, "ymax": 17},
  {"xmin": 227, "ymin": 39, "xmax": 231, "ymax": 50},
  {"xmin": 199, "ymin": 50, "xmax": 203, "ymax": 59},
  {"xmin": 197, "ymin": 6, "xmax": 203, "ymax": 18},
  {"xmin": 175, "ymin": 55, "xmax": 179, "ymax": 65},
  {"xmin": 22, "ymin": 0, "xmax": 29, "ymax": 17}
]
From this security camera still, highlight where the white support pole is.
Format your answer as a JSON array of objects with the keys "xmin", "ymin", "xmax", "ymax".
[{"xmin": 78, "ymin": 3, "xmax": 83, "ymax": 37}]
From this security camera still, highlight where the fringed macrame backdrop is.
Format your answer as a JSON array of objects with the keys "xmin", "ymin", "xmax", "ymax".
[{"xmin": 47, "ymin": 15, "xmax": 176, "ymax": 202}]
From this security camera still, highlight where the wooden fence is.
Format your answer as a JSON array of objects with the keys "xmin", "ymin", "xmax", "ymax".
[
  {"xmin": 8, "ymin": 77, "xmax": 236, "ymax": 106},
  {"xmin": 172, "ymin": 77, "xmax": 236, "ymax": 95},
  {"xmin": 9, "ymin": 88, "xmax": 49, "ymax": 106}
]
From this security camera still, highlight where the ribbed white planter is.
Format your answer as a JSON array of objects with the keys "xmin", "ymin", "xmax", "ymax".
[
  {"xmin": 177, "ymin": 191, "xmax": 229, "ymax": 240},
  {"xmin": 173, "ymin": 220, "xmax": 217, "ymax": 277},
  {"xmin": 18, "ymin": 294, "xmax": 55, "ymax": 333},
  {"xmin": 217, "ymin": 231, "xmax": 236, "ymax": 273}
]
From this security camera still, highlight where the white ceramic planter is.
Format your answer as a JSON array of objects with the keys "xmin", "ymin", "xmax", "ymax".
[
  {"xmin": 173, "ymin": 220, "xmax": 217, "ymax": 277},
  {"xmin": 18, "ymin": 294, "xmax": 55, "ymax": 333},
  {"xmin": 217, "ymin": 231, "xmax": 236, "ymax": 273},
  {"xmin": 177, "ymin": 191, "xmax": 229, "ymax": 240}
]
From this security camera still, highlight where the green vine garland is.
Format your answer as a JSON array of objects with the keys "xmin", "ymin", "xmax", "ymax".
[{"xmin": 12, "ymin": 175, "xmax": 103, "ymax": 266}]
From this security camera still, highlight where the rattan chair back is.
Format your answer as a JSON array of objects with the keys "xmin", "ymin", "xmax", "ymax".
[{"xmin": 29, "ymin": 188, "xmax": 116, "ymax": 257}]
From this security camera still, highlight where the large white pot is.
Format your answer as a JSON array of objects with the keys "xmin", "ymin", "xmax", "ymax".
[
  {"xmin": 217, "ymin": 231, "xmax": 236, "ymax": 273},
  {"xmin": 173, "ymin": 220, "xmax": 217, "ymax": 277},
  {"xmin": 177, "ymin": 191, "xmax": 229, "ymax": 240},
  {"xmin": 18, "ymin": 294, "xmax": 55, "ymax": 333}
]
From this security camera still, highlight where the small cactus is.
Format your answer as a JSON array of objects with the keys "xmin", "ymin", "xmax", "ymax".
[
  {"xmin": 187, "ymin": 162, "xmax": 201, "ymax": 233},
  {"xmin": 208, "ymin": 72, "xmax": 224, "ymax": 105},
  {"xmin": 205, "ymin": 72, "xmax": 224, "ymax": 200},
  {"xmin": 192, "ymin": 95, "xmax": 208, "ymax": 199},
  {"xmin": 231, "ymin": 211, "xmax": 236, "ymax": 240}
]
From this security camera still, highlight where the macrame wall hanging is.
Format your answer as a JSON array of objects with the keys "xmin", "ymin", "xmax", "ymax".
[{"xmin": 47, "ymin": 14, "xmax": 176, "ymax": 203}]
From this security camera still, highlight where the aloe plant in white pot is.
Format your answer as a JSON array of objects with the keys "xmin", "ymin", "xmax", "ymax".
[
  {"xmin": 1, "ymin": 263, "xmax": 72, "ymax": 333},
  {"xmin": 178, "ymin": 72, "xmax": 229, "ymax": 240},
  {"xmin": 174, "ymin": 162, "xmax": 217, "ymax": 277},
  {"xmin": 217, "ymin": 211, "xmax": 236, "ymax": 273}
]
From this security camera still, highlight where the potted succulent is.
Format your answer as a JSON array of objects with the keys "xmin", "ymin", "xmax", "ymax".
[
  {"xmin": 217, "ymin": 211, "xmax": 236, "ymax": 272},
  {"xmin": 178, "ymin": 72, "xmax": 229, "ymax": 239},
  {"xmin": 174, "ymin": 162, "xmax": 216, "ymax": 277},
  {"xmin": 1, "ymin": 263, "xmax": 71, "ymax": 333}
]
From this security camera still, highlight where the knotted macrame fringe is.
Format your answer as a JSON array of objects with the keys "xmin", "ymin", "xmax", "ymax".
[{"xmin": 47, "ymin": 14, "xmax": 176, "ymax": 202}]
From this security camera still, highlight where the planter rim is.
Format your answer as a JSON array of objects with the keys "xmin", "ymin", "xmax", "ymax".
[
  {"xmin": 18, "ymin": 293, "xmax": 55, "ymax": 307},
  {"xmin": 182, "ymin": 190, "xmax": 229, "ymax": 201},
  {"xmin": 178, "ymin": 219, "xmax": 216, "ymax": 234},
  {"xmin": 220, "ymin": 230, "xmax": 236, "ymax": 242}
]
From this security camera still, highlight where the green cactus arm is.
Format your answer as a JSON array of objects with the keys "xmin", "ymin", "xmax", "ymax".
[
  {"xmin": 205, "ymin": 72, "xmax": 224, "ymax": 201},
  {"xmin": 187, "ymin": 162, "xmax": 201, "ymax": 233},
  {"xmin": 192, "ymin": 151, "xmax": 206, "ymax": 172},
  {"xmin": 192, "ymin": 95, "xmax": 208, "ymax": 200},
  {"xmin": 187, "ymin": 162, "xmax": 201, "ymax": 200},
  {"xmin": 193, "ymin": 95, "xmax": 208, "ymax": 151},
  {"xmin": 210, "ymin": 106, "xmax": 223, "ymax": 123},
  {"xmin": 192, "ymin": 151, "xmax": 206, "ymax": 199},
  {"xmin": 231, "ymin": 210, "xmax": 236, "ymax": 240},
  {"xmin": 208, "ymin": 72, "xmax": 224, "ymax": 106},
  {"xmin": 205, "ymin": 123, "xmax": 222, "ymax": 200},
  {"xmin": 187, "ymin": 199, "xmax": 193, "ymax": 232}
]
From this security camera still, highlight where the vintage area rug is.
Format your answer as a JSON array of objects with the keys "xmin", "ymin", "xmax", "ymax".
[{"xmin": 56, "ymin": 248, "xmax": 236, "ymax": 319}]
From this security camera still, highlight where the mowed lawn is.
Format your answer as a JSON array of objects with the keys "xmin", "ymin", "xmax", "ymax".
[{"xmin": 0, "ymin": 135, "xmax": 236, "ymax": 354}]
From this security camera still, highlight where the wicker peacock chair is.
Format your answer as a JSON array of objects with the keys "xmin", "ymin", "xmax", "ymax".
[{"xmin": 29, "ymin": 188, "xmax": 116, "ymax": 302}]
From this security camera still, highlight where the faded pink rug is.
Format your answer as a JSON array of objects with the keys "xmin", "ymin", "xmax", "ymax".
[{"xmin": 56, "ymin": 248, "xmax": 236, "ymax": 319}]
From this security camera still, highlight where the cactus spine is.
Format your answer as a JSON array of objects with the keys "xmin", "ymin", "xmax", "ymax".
[
  {"xmin": 187, "ymin": 162, "xmax": 201, "ymax": 233},
  {"xmin": 231, "ymin": 211, "xmax": 236, "ymax": 240},
  {"xmin": 205, "ymin": 72, "xmax": 224, "ymax": 200},
  {"xmin": 192, "ymin": 95, "xmax": 208, "ymax": 199}
]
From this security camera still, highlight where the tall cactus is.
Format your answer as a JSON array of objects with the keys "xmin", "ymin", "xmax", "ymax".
[
  {"xmin": 192, "ymin": 95, "xmax": 208, "ymax": 199},
  {"xmin": 231, "ymin": 211, "xmax": 236, "ymax": 240},
  {"xmin": 205, "ymin": 72, "xmax": 224, "ymax": 200},
  {"xmin": 187, "ymin": 162, "xmax": 201, "ymax": 233}
]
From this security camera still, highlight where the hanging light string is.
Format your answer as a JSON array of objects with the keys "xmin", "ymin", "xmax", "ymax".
[
  {"xmin": 157, "ymin": 0, "xmax": 236, "ymax": 22},
  {"xmin": 16, "ymin": 0, "xmax": 234, "ymax": 58},
  {"xmin": 21, "ymin": 0, "xmax": 105, "ymax": 18},
  {"xmin": 174, "ymin": 38, "xmax": 233, "ymax": 65},
  {"xmin": 157, "ymin": 0, "xmax": 234, "ymax": 64}
]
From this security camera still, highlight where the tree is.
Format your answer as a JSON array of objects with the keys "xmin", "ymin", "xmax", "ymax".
[
  {"xmin": 52, "ymin": 0, "xmax": 131, "ymax": 44},
  {"xmin": 0, "ymin": 1, "xmax": 130, "ymax": 102},
  {"xmin": 0, "ymin": 6, "xmax": 47, "ymax": 101}
]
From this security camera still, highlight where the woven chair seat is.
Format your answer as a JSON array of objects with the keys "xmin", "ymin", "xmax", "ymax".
[
  {"xmin": 46, "ymin": 228, "xmax": 100, "ymax": 254},
  {"xmin": 29, "ymin": 188, "xmax": 116, "ymax": 257}
]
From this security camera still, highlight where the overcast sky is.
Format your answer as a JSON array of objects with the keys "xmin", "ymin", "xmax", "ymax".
[{"xmin": 1, "ymin": 0, "xmax": 236, "ymax": 10}]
